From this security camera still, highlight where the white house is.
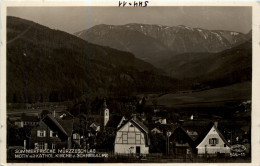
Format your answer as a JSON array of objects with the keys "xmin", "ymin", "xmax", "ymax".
[
  {"xmin": 196, "ymin": 122, "xmax": 230, "ymax": 155},
  {"xmin": 114, "ymin": 115, "xmax": 150, "ymax": 155},
  {"xmin": 90, "ymin": 122, "xmax": 100, "ymax": 132}
]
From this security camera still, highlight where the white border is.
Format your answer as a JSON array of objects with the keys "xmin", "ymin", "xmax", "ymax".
[{"xmin": 0, "ymin": 1, "xmax": 260, "ymax": 166}]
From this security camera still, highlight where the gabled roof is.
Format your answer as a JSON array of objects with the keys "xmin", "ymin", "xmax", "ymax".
[
  {"xmin": 42, "ymin": 114, "xmax": 73, "ymax": 137},
  {"xmin": 106, "ymin": 115, "xmax": 124, "ymax": 128},
  {"xmin": 131, "ymin": 118, "xmax": 149, "ymax": 133},
  {"xmin": 186, "ymin": 130, "xmax": 199, "ymax": 141},
  {"xmin": 59, "ymin": 111, "xmax": 74, "ymax": 120},
  {"xmin": 117, "ymin": 117, "xmax": 149, "ymax": 133},
  {"xmin": 151, "ymin": 127, "xmax": 162, "ymax": 132},
  {"xmin": 90, "ymin": 122, "xmax": 100, "ymax": 131},
  {"xmin": 169, "ymin": 127, "xmax": 196, "ymax": 148},
  {"xmin": 90, "ymin": 122, "xmax": 100, "ymax": 127},
  {"xmin": 55, "ymin": 118, "xmax": 74, "ymax": 137},
  {"xmin": 194, "ymin": 122, "xmax": 230, "ymax": 148},
  {"xmin": 117, "ymin": 117, "xmax": 150, "ymax": 146}
]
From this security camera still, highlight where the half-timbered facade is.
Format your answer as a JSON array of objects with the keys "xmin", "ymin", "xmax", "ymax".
[{"xmin": 114, "ymin": 115, "xmax": 149, "ymax": 155}]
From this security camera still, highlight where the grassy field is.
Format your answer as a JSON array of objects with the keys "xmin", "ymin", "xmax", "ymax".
[
  {"xmin": 7, "ymin": 102, "xmax": 68, "ymax": 119},
  {"xmin": 146, "ymin": 81, "xmax": 251, "ymax": 108}
]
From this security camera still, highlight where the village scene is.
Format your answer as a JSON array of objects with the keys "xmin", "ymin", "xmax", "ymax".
[
  {"xmin": 7, "ymin": 96, "xmax": 251, "ymax": 163},
  {"xmin": 6, "ymin": 6, "xmax": 252, "ymax": 163}
]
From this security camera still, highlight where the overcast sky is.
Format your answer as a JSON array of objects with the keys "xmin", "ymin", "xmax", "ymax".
[{"xmin": 7, "ymin": 7, "xmax": 252, "ymax": 34}]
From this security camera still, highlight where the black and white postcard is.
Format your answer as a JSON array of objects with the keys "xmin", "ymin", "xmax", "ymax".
[{"xmin": 0, "ymin": 1, "xmax": 260, "ymax": 165}]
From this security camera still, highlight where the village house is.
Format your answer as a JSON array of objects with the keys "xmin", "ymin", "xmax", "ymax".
[
  {"xmin": 169, "ymin": 127, "xmax": 197, "ymax": 158},
  {"xmin": 155, "ymin": 118, "xmax": 167, "ymax": 124},
  {"xmin": 28, "ymin": 114, "xmax": 74, "ymax": 149},
  {"xmin": 90, "ymin": 122, "xmax": 101, "ymax": 132},
  {"xmin": 114, "ymin": 114, "xmax": 150, "ymax": 155},
  {"xmin": 195, "ymin": 122, "xmax": 231, "ymax": 156}
]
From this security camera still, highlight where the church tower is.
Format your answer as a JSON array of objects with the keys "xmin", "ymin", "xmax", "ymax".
[{"xmin": 103, "ymin": 98, "xmax": 109, "ymax": 127}]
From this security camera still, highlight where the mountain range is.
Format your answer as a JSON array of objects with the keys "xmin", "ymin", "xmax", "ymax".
[
  {"xmin": 7, "ymin": 16, "xmax": 252, "ymax": 104},
  {"xmin": 7, "ymin": 16, "xmax": 184, "ymax": 103},
  {"xmin": 75, "ymin": 23, "xmax": 251, "ymax": 67},
  {"xmin": 75, "ymin": 23, "xmax": 252, "ymax": 85},
  {"xmin": 165, "ymin": 40, "xmax": 252, "ymax": 87}
]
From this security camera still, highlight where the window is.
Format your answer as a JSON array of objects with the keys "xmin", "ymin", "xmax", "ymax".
[
  {"xmin": 50, "ymin": 130, "xmax": 58, "ymax": 137},
  {"xmin": 136, "ymin": 133, "xmax": 141, "ymax": 144},
  {"xmin": 209, "ymin": 138, "xmax": 219, "ymax": 145},
  {"xmin": 122, "ymin": 132, "xmax": 128, "ymax": 144},
  {"xmin": 73, "ymin": 133, "xmax": 79, "ymax": 139},
  {"xmin": 52, "ymin": 143, "xmax": 56, "ymax": 149},
  {"xmin": 37, "ymin": 130, "xmax": 46, "ymax": 137},
  {"xmin": 38, "ymin": 142, "xmax": 44, "ymax": 149}
]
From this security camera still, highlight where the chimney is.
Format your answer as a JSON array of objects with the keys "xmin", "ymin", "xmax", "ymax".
[
  {"xmin": 214, "ymin": 121, "xmax": 218, "ymax": 128},
  {"xmin": 132, "ymin": 114, "xmax": 136, "ymax": 120}
]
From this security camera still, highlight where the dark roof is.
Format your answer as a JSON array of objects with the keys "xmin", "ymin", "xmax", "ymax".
[
  {"xmin": 194, "ymin": 122, "xmax": 231, "ymax": 147},
  {"xmin": 186, "ymin": 130, "xmax": 199, "ymax": 141},
  {"xmin": 43, "ymin": 114, "xmax": 73, "ymax": 137},
  {"xmin": 169, "ymin": 127, "xmax": 196, "ymax": 148},
  {"xmin": 106, "ymin": 115, "xmax": 124, "ymax": 128},
  {"xmin": 132, "ymin": 118, "xmax": 149, "ymax": 133},
  {"xmin": 59, "ymin": 111, "xmax": 74, "ymax": 120},
  {"xmin": 56, "ymin": 118, "xmax": 73, "ymax": 137}
]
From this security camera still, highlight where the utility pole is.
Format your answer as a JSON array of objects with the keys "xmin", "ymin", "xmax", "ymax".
[{"xmin": 165, "ymin": 131, "xmax": 170, "ymax": 155}]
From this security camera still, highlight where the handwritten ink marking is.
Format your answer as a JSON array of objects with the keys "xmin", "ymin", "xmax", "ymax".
[
  {"xmin": 119, "ymin": 1, "xmax": 149, "ymax": 7},
  {"xmin": 119, "ymin": 1, "xmax": 127, "ymax": 7}
]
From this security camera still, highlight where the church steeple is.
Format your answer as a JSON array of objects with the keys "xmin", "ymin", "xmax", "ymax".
[{"xmin": 103, "ymin": 98, "xmax": 109, "ymax": 128}]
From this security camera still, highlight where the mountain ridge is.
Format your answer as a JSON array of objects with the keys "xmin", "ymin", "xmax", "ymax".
[
  {"xmin": 75, "ymin": 23, "xmax": 249, "ymax": 67},
  {"xmin": 7, "ymin": 16, "xmax": 185, "ymax": 103}
]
